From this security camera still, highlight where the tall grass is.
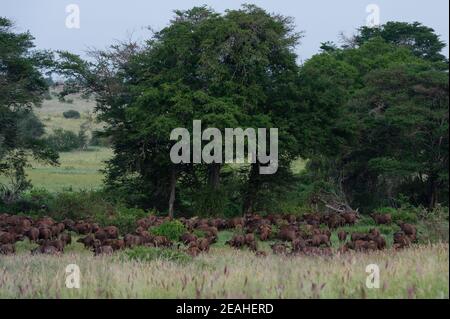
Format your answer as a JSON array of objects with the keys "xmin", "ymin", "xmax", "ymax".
[{"xmin": 0, "ymin": 244, "xmax": 447, "ymax": 299}]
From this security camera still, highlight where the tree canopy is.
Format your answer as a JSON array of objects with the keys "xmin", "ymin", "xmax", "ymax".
[
  {"xmin": 53, "ymin": 11, "xmax": 449, "ymax": 215},
  {"xmin": 302, "ymin": 23, "xmax": 448, "ymax": 211},
  {"xmin": 0, "ymin": 17, "xmax": 58, "ymax": 200}
]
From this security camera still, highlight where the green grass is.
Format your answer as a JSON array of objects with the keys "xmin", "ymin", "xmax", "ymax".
[
  {"xmin": 0, "ymin": 91, "xmax": 113, "ymax": 192},
  {"xmin": 38, "ymin": 90, "xmax": 103, "ymax": 134},
  {"xmin": 0, "ymin": 147, "xmax": 112, "ymax": 192},
  {"xmin": 24, "ymin": 147, "xmax": 112, "ymax": 192}
]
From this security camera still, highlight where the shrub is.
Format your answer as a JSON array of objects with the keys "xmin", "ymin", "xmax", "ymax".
[
  {"xmin": 95, "ymin": 207, "xmax": 148, "ymax": 233},
  {"xmin": 417, "ymin": 205, "xmax": 449, "ymax": 243},
  {"xmin": 150, "ymin": 220, "xmax": 187, "ymax": 241},
  {"xmin": 375, "ymin": 207, "xmax": 397, "ymax": 215},
  {"xmin": 45, "ymin": 128, "xmax": 82, "ymax": 152},
  {"xmin": 124, "ymin": 246, "xmax": 191, "ymax": 264},
  {"xmin": 63, "ymin": 109, "xmax": 80, "ymax": 119},
  {"xmin": 89, "ymin": 133, "xmax": 111, "ymax": 147},
  {"xmin": 46, "ymin": 191, "xmax": 109, "ymax": 220},
  {"xmin": 392, "ymin": 209, "xmax": 418, "ymax": 224},
  {"xmin": 376, "ymin": 206, "xmax": 418, "ymax": 223},
  {"xmin": 0, "ymin": 189, "xmax": 151, "ymax": 234}
]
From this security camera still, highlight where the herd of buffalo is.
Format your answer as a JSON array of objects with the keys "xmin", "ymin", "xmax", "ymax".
[{"xmin": 0, "ymin": 211, "xmax": 417, "ymax": 257}]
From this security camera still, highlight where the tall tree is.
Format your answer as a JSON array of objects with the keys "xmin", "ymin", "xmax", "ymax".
[
  {"xmin": 56, "ymin": 5, "xmax": 325, "ymax": 216},
  {"xmin": 0, "ymin": 17, "xmax": 58, "ymax": 201},
  {"xmin": 301, "ymin": 24, "xmax": 449, "ymax": 211},
  {"xmin": 353, "ymin": 21, "xmax": 447, "ymax": 62}
]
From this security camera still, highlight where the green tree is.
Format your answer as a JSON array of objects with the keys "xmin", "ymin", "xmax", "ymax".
[
  {"xmin": 56, "ymin": 5, "xmax": 335, "ymax": 216},
  {"xmin": 0, "ymin": 17, "xmax": 58, "ymax": 201},
  {"xmin": 353, "ymin": 21, "xmax": 447, "ymax": 62},
  {"xmin": 301, "ymin": 24, "xmax": 448, "ymax": 211},
  {"xmin": 345, "ymin": 63, "xmax": 448, "ymax": 209}
]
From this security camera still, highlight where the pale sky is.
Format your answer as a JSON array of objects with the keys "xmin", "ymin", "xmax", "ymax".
[{"xmin": 1, "ymin": 0, "xmax": 449, "ymax": 62}]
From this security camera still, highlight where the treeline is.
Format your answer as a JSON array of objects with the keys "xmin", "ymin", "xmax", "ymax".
[{"xmin": 0, "ymin": 6, "xmax": 448, "ymax": 217}]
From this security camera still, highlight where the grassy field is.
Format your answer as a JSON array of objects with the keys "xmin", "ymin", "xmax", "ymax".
[
  {"xmin": 0, "ymin": 92, "xmax": 112, "ymax": 192},
  {"xmin": 0, "ymin": 243, "xmax": 447, "ymax": 298},
  {"xmin": 32, "ymin": 92, "xmax": 111, "ymax": 191},
  {"xmin": 25, "ymin": 147, "xmax": 112, "ymax": 192}
]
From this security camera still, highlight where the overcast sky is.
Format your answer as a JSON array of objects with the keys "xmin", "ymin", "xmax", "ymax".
[{"xmin": 1, "ymin": 0, "xmax": 449, "ymax": 62}]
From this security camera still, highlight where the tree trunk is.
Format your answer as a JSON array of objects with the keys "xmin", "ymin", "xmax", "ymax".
[
  {"xmin": 208, "ymin": 163, "xmax": 221, "ymax": 190},
  {"xmin": 243, "ymin": 162, "xmax": 260, "ymax": 215},
  {"xmin": 168, "ymin": 168, "xmax": 176, "ymax": 219},
  {"xmin": 428, "ymin": 176, "xmax": 438, "ymax": 210}
]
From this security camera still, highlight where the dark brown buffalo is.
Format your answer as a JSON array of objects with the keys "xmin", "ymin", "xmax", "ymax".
[
  {"xmin": 278, "ymin": 227, "xmax": 297, "ymax": 242},
  {"xmin": 0, "ymin": 231, "xmax": 16, "ymax": 244},
  {"xmin": 77, "ymin": 234, "xmax": 95, "ymax": 248},
  {"xmin": 399, "ymin": 223, "xmax": 417, "ymax": 239},
  {"xmin": 258, "ymin": 224, "xmax": 271, "ymax": 241},
  {"xmin": 58, "ymin": 232, "xmax": 72, "ymax": 245},
  {"xmin": 104, "ymin": 226, "xmax": 119, "ymax": 239},
  {"xmin": 93, "ymin": 242, "xmax": 114, "ymax": 256},
  {"xmin": 226, "ymin": 235, "xmax": 245, "ymax": 248},
  {"xmin": 372, "ymin": 213, "xmax": 392, "ymax": 225},
  {"xmin": 271, "ymin": 243, "xmax": 288, "ymax": 255},
  {"xmin": 180, "ymin": 233, "xmax": 197, "ymax": 245},
  {"xmin": 124, "ymin": 234, "xmax": 141, "ymax": 248},
  {"xmin": 26, "ymin": 227, "xmax": 40, "ymax": 242},
  {"xmin": 351, "ymin": 232, "xmax": 368, "ymax": 242},
  {"xmin": 187, "ymin": 245, "xmax": 201, "ymax": 257},
  {"xmin": 94, "ymin": 229, "xmax": 108, "ymax": 241},
  {"xmin": 74, "ymin": 221, "xmax": 91, "ymax": 234},
  {"xmin": 342, "ymin": 212, "xmax": 358, "ymax": 225},
  {"xmin": 337, "ymin": 230, "xmax": 348, "ymax": 242},
  {"xmin": 311, "ymin": 234, "xmax": 330, "ymax": 247}
]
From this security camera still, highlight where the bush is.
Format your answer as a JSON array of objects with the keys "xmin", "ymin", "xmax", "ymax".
[
  {"xmin": 45, "ymin": 128, "xmax": 82, "ymax": 152},
  {"xmin": 376, "ymin": 206, "xmax": 418, "ymax": 223},
  {"xmin": 150, "ymin": 220, "xmax": 187, "ymax": 241},
  {"xmin": 89, "ymin": 133, "xmax": 111, "ymax": 147},
  {"xmin": 124, "ymin": 246, "xmax": 191, "ymax": 264},
  {"xmin": 95, "ymin": 207, "xmax": 148, "ymax": 234},
  {"xmin": 417, "ymin": 205, "xmax": 449, "ymax": 243},
  {"xmin": 392, "ymin": 209, "xmax": 418, "ymax": 224},
  {"xmin": 63, "ymin": 109, "xmax": 80, "ymax": 119},
  {"xmin": 0, "ymin": 189, "xmax": 152, "ymax": 234},
  {"xmin": 47, "ymin": 190, "xmax": 112, "ymax": 220}
]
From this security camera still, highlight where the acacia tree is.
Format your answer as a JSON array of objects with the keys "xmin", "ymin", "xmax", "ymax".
[
  {"xmin": 56, "ymin": 6, "xmax": 311, "ymax": 216},
  {"xmin": 0, "ymin": 17, "xmax": 58, "ymax": 201}
]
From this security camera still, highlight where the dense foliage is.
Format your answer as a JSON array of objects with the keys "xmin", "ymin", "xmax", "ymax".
[
  {"xmin": 0, "ymin": 17, "xmax": 58, "ymax": 201},
  {"xmin": 1, "ymin": 10, "xmax": 448, "ymax": 219},
  {"xmin": 56, "ymin": 6, "xmax": 354, "ymax": 216},
  {"xmin": 302, "ymin": 23, "xmax": 449, "ymax": 211},
  {"xmin": 44, "ymin": 128, "xmax": 84, "ymax": 152}
]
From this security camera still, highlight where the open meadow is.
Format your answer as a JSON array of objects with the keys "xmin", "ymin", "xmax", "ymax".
[{"xmin": 0, "ymin": 92, "xmax": 111, "ymax": 192}]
